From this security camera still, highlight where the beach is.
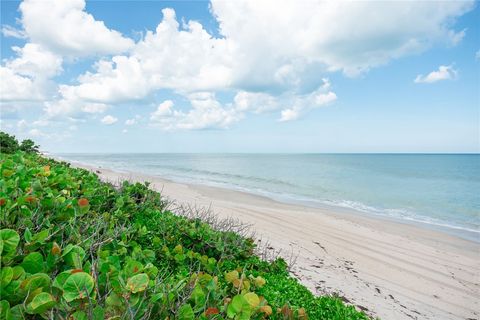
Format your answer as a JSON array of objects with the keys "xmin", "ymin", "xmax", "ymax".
[{"xmin": 73, "ymin": 162, "xmax": 479, "ymax": 320}]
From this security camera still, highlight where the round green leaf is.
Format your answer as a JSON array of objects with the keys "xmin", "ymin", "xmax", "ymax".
[
  {"xmin": 24, "ymin": 228, "xmax": 32, "ymax": 243},
  {"xmin": 225, "ymin": 270, "xmax": 239, "ymax": 283},
  {"xmin": 227, "ymin": 295, "xmax": 251, "ymax": 318},
  {"xmin": 11, "ymin": 266, "xmax": 25, "ymax": 281},
  {"xmin": 21, "ymin": 273, "xmax": 51, "ymax": 293},
  {"xmin": 21, "ymin": 252, "xmax": 44, "ymax": 274},
  {"xmin": 190, "ymin": 284, "xmax": 205, "ymax": 307},
  {"xmin": 0, "ymin": 229, "xmax": 19, "ymax": 255},
  {"xmin": 105, "ymin": 292, "xmax": 122, "ymax": 307},
  {"xmin": 62, "ymin": 245, "xmax": 85, "ymax": 269},
  {"xmin": 2, "ymin": 280, "xmax": 21, "ymax": 303},
  {"xmin": 126, "ymin": 273, "xmax": 149, "ymax": 293},
  {"xmin": 9, "ymin": 304, "xmax": 26, "ymax": 319},
  {"xmin": 62, "ymin": 272, "xmax": 94, "ymax": 302},
  {"xmin": 26, "ymin": 292, "xmax": 56, "ymax": 314},
  {"xmin": 0, "ymin": 300, "xmax": 10, "ymax": 319},
  {"xmin": 1, "ymin": 267, "xmax": 13, "ymax": 288},
  {"xmin": 244, "ymin": 292, "xmax": 260, "ymax": 308},
  {"xmin": 71, "ymin": 310, "xmax": 87, "ymax": 320},
  {"xmin": 52, "ymin": 271, "xmax": 71, "ymax": 290},
  {"xmin": 178, "ymin": 303, "xmax": 194, "ymax": 320},
  {"xmin": 92, "ymin": 306, "xmax": 105, "ymax": 320},
  {"xmin": 124, "ymin": 260, "xmax": 143, "ymax": 277}
]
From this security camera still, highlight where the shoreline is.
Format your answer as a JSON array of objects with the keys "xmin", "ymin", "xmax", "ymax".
[
  {"xmin": 67, "ymin": 159, "xmax": 479, "ymax": 320},
  {"xmin": 59, "ymin": 156, "xmax": 479, "ymax": 244}
]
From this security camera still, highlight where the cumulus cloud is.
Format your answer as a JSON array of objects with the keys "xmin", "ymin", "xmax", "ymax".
[
  {"xmin": 0, "ymin": 43, "xmax": 62, "ymax": 101},
  {"xmin": 1, "ymin": 0, "xmax": 475, "ymax": 129},
  {"xmin": 150, "ymin": 100, "xmax": 174, "ymax": 121},
  {"xmin": 150, "ymin": 94, "xmax": 240, "ymax": 130},
  {"xmin": 414, "ymin": 65, "xmax": 458, "ymax": 83},
  {"xmin": 19, "ymin": 0, "xmax": 134, "ymax": 57},
  {"xmin": 149, "ymin": 79, "xmax": 336, "ymax": 129},
  {"xmin": 1, "ymin": 0, "xmax": 134, "ymax": 106},
  {"xmin": 54, "ymin": 8, "xmax": 232, "ymax": 110},
  {"xmin": 212, "ymin": 0, "xmax": 473, "ymax": 77},
  {"xmin": 41, "ymin": 85, "xmax": 107, "ymax": 120},
  {"xmin": 101, "ymin": 115, "xmax": 118, "ymax": 125}
]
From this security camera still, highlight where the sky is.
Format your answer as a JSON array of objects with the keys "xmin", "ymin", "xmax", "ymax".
[{"xmin": 0, "ymin": 0, "xmax": 479, "ymax": 153}]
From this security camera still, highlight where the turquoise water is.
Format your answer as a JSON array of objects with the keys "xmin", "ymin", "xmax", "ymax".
[{"xmin": 57, "ymin": 153, "xmax": 479, "ymax": 242}]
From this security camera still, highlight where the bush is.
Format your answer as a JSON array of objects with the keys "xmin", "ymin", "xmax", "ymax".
[
  {"xmin": 19, "ymin": 139, "xmax": 39, "ymax": 153},
  {"xmin": 0, "ymin": 132, "xmax": 19, "ymax": 154},
  {"xmin": 0, "ymin": 141, "xmax": 370, "ymax": 319},
  {"xmin": 0, "ymin": 132, "xmax": 39, "ymax": 154}
]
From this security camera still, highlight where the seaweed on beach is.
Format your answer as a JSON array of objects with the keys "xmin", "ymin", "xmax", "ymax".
[{"xmin": 0, "ymin": 132, "xmax": 370, "ymax": 319}]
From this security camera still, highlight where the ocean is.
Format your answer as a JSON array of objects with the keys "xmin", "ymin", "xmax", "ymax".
[{"xmin": 57, "ymin": 153, "xmax": 479, "ymax": 242}]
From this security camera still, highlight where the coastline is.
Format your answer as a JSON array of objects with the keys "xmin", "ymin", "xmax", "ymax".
[{"xmin": 69, "ymin": 160, "xmax": 479, "ymax": 320}]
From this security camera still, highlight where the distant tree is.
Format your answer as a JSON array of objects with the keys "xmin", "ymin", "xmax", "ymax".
[
  {"xmin": 20, "ymin": 139, "xmax": 39, "ymax": 153},
  {"xmin": 0, "ymin": 131, "xmax": 19, "ymax": 154}
]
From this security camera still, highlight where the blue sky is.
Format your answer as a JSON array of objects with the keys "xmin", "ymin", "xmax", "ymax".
[{"xmin": 0, "ymin": 0, "xmax": 479, "ymax": 153}]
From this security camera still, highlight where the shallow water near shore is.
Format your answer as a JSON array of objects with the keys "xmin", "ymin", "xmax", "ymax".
[{"xmin": 57, "ymin": 153, "xmax": 480, "ymax": 242}]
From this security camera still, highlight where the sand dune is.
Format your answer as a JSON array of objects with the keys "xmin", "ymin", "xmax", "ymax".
[{"xmin": 76, "ymin": 163, "xmax": 479, "ymax": 320}]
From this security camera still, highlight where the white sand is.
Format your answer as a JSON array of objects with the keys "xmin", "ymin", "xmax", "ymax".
[{"xmin": 74, "ymin": 163, "xmax": 479, "ymax": 320}]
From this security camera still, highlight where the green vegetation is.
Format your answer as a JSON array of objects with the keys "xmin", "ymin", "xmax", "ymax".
[
  {"xmin": 0, "ymin": 133, "xmax": 369, "ymax": 319},
  {"xmin": 0, "ymin": 132, "xmax": 39, "ymax": 154}
]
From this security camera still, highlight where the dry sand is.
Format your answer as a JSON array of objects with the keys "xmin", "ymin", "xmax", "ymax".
[{"xmin": 73, "ymin": 162, "xmax": 479, "ymax": 320}]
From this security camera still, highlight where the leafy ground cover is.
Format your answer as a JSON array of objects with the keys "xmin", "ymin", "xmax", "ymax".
[{"xmin": 0, "ymin": 134, "xmax": 370, "ymax": 319}]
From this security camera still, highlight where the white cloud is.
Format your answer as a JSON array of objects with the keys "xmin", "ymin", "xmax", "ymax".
[
  {"xmin": 19, "ymin": 0, "xmax": 134, "ymax": 57},
  {"xmin": 28, "ymin": 128, "xmax": 45, "ymax": 137},
  {"xmin": 0, "ymin": 67, "xmax": 40, "ymax": 101},
  {"xmin": 125, "ymin": 115, "xmax": 140, "ymax": 126},
  {"xmin": 149, "ymin": 79, "xmax": 336, "ymax": 129},
  {"xmin": 279, "ymin": 81, "xmax": 337, "ymax": 122},
  {"xmin": 1, "ymin": 25, "xmax": 27, "ymax": 39},
  {"xmin": 279, "ymin": 91, "xmax": 337, "ymax": 122},
  {"xmin": 7, "ymin": 43, "xmax": 62, "ymax": 78},
  {"xmin": 101, "ymin": 115, "xmax": 118, "ymax": 125},
  {"xmin": 235, "ymin": 78, "xmax": 337, "ymax": 122},
  {"xmin": 1, "ymin": 0, "xmax": 474, "ymax": 129},
  {"xmin": 233, "ymin": 91, "xmax": 279, "ymax": 113},
  {"xmin": 150, "ymin": 100, "xmax": 174, "ymax": 122},
  {"xmin": 1, "ymin": 0, "xmax": 133, "ymax": 105},
  {"xmin": 212, "ymin": 0, "xmax": 473, "ymax": 77},
  {"xmin": 0, "ymin": 43, "xmax": 62, "ymax": 101},
  {"xmin": 81, "ymin": 103, "xmax": 109, "ymax": 114},
  {"xmin": 476, "ymin": 50, "xmax": 480, "ymax": 60},
  {"xmin": 54, "ymin": 8, "xmax": 233, "ymax": 109},
  {"xmin": 65, "ymin": 57, "xmax": 150, "ymax": 104},
  {"xmin": 42, "ymin": 87, "xmax": 106, "ymax": 118},
  {"xmin": 150, "ymin": 94, "xmax": 240, "ymax": 130},
  {"xmin": 414, "ymin": 65, "xmax": 458, "ymax": 84}
]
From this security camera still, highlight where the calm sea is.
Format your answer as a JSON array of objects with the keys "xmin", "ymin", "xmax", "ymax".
[{"xmin": 57, "ymin": 153, "xmax": 479, "ymax": 242}]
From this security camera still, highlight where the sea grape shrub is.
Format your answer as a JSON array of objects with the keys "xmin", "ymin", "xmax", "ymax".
[{"xmin": 0, "ymin": 149, "xmax": 370, "ymax": 319}]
